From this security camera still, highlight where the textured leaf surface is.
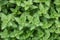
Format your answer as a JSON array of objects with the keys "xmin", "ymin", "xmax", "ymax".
[{"xmin": 0, "ymin": 0, "xmax": 60, "ymax": 40}]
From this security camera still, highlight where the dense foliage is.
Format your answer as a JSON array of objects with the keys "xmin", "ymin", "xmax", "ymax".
[{"xmin": 0, "ymin": 0, "xmax": 60, "ymax": 40}]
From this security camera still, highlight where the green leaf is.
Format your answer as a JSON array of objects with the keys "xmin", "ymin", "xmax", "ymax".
[
  {"xmin": 43, "ymin": 30, "xmax": 50, "ymax": 40},
  {"xmin": 9, "ymin": 0, "xmax": 15, "ymax": 3},
  {"xmin": 9, "ymin": 30, "xmax": 23, "ymax": 38},
  {"xmin": 1, "ymin": 14, "xmax": 13, "ymax": 29},
  {"xmin": 21, "ymin": 0, "xmax": 32, "ymax": 10},
  {"xmin": 1, "ymin": 29, "xmax": 9, "ymax": 38},
  {"xmin": 55, "ymin": 28, "xmax": 60, "ymax": 33},
  {"xmin": 32, "ymin": 13, "xmax": 40, "ymax": 26},
  {"xmin": 54, "ymin": 0, "xmax": 60, "ymax": 5},
  {"xmin": 42, "ymin": 20, "xmax": 53, "ymax": 29},
  {"xmin": 15, "ymin": 0, "xmax": 21, "ymax": 6},
  {"xmin": 55, "ymin": 20, "xmax": 60, "ymax": 27}
]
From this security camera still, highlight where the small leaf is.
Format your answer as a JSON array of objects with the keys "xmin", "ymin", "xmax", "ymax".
[
  {"xmin": 16, "ymin": 0, "xmax": 21, "ymax": 6},
  {"xmin": 1, "ymin": 29, "xmax": 9, "ymax": 38}
]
